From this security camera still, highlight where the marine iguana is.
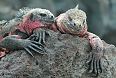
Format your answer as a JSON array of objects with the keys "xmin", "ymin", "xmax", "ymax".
[
  {"xmin": 53, "ymin": 5, "xmax": 103, "ymax": 76},
  {"xmin": 0, "ymin": 7, "xmax": 54, "ymax": 57}
]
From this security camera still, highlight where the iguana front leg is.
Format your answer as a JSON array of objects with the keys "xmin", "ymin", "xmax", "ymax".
[
  {"xmin": 0, "ymin": 35, "xmax": 44, "ymax": 57},
  {"xmin": 85, "ymin": 32, "xmax": 103, "ymax": 75}
]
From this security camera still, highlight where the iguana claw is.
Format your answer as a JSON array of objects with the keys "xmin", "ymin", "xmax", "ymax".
[
  {"xmin": 31, "ymin": 28, "xmax": 50, "ymax": 45},
  {"xmin": 87, "ymin": 50, "xmax": 102, "ymax": 76},
  {"xmin": 23, "ymin": 40, "xmax": 45, "ymax": 57}
]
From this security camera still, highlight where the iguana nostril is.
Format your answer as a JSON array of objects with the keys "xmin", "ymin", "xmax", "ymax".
[
  {"xmin": 50, "ymin": 15, "xmax": 54, "ymax": 19},
  {"xmin": 79, "ymin": 25, "xmax": 81, "ymax": 27},
  {"xmin": 39, "ymin": 13, "xmax": 47, "ymax": 17}
]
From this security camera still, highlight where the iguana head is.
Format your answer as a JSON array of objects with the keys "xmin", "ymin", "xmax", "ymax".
[
  {"xmin": 56, "ymin": 5, "xmax": 87, "ymax": 35},
  {"xmin": 16, "ymin": 7, "xmax": 54, "ymax": 26}
]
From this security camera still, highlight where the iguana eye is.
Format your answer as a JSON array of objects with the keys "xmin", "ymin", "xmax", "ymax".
[
  {"xmin": 83, "ymin": 20, "xmax": 85, "ymax": 24},
  {"xmin": 79, "ymin": 25, "xmax": 81, "ymax": 27},
  {"xmin": 39, "ymin": 13, "xmax": 47, "ymax": 17},
  {"xmin": 73, "ymin": 23, "xmax": 76, "ymax": 26},
  {"xmin": 30, "ymin": 13, "xmax": 34, "ymax": 21}
]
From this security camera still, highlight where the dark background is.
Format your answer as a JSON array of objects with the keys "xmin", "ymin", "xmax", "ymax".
[{"xmin": 0, "ymin": 0, "xmax": 116, "ymax": 45}]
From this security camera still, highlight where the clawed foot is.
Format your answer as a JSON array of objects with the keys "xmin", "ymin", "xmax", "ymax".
[
  {"xmin": 26, "ymin": 28, "xmax": 51, "ymax": 57},
  {"xmin": 23, "ymin": 39, "xmax": 45, "ymax": 57},
  {"xmin": 30, "ymin": 28, "xmax": 50, "ymax": 45},
  {"xmin": 87, "ymin": 49, "xmax": 103, "ymax": 76},
  {"xmin": 26, "ymin": 28, "xmax": 50, "ymax": 57}
]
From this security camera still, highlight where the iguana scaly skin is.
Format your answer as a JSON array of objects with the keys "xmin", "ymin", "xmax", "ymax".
[
  {"xmin": 53, "ymin": 5, "xmax": 103, "ymax": 76},
  {"xmin": 0, "ymin": 7, "xmax": 54, "ymax": 57}
]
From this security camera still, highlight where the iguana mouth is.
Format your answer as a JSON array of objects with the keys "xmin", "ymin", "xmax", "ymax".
[{"xmin": 41, "ymin": 18, "xmax": 54, "ymax": 25}]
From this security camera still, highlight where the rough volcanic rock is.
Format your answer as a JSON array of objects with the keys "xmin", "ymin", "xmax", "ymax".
[{"xmin": 0, "ymin": 30, "xmax": 116, "ymax": 78}]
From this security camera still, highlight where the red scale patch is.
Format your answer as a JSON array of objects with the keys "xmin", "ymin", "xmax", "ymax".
[{"xmin": 15, "ymin": 15, "xmax": 45, "ymax": 35}]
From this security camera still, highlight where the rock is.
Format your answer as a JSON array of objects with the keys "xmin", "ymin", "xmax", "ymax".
[{"xmin": 0, "ymin": 30, "xmax": 116, "ymax": 78}]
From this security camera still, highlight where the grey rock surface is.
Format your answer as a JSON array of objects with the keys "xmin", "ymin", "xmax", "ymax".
[{"xmin": 0, "ymin": 30, "xmax": 116, "ymax": 78}]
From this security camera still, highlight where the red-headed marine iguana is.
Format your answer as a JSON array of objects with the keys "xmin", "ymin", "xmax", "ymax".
[{"xmin": 0, "ymin": 7, "xmax": 54, "ymax": 57}]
